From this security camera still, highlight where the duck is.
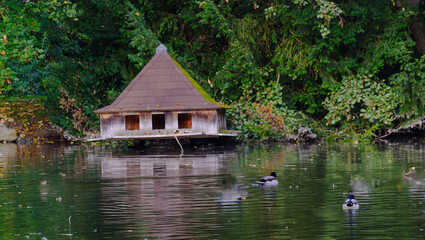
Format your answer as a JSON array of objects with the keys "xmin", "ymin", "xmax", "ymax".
[
  {"xmin": 402, "ymin": 167, "xmax": 416, "ymax": 181},
  {"xmin": 342, "ymin": 194, "xmax": 359, "ymax": 210},
  {"xmin": 256, "ymin": 172, "xmax": 279, "ymax": 187}
]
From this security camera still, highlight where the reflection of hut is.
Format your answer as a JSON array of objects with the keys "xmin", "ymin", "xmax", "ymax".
[
  {"xmin": 96, "ymin": 154, "xmax": 224, "ymax": 179},
  {"xmin": 90, "ymin": 153, "xmax": 236, "ymax": 238},
  {"xmin": 94, "ymin": 44, "xmax": 235, "ymax": 141}
]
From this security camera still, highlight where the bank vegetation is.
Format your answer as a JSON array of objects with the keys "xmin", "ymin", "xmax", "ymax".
[{"xmin": 1, "ymin": 0, "xmax": 425, "ymax": 143}]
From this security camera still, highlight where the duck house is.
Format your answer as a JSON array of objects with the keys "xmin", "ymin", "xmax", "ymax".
[{"xmin": 94, "ymin": 44, "xmax": 235, "ymax": 141}]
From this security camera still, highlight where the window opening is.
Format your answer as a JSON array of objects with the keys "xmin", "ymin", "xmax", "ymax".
[
  {"xmin": 178, "ymin": 113, "xmax": 192, "ymax": 129},
  {"xmin": 152, "ymin": 114, "xmax": 165, "ymax": 129},
  {"xmin": 125, "ymin": 115, "xmax": 140, "ymax": 131}
]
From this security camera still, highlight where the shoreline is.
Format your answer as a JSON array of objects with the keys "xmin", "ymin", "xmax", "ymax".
[
  {"xmin": 1, "ymin": 97, "xmax": 425, "ymax": 146},
  {"xmin": 0, "ymin": 98, "xmax": 72, "ymax": 144}
]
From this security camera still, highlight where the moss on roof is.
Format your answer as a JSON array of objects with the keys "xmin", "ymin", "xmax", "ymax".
[{"xmin": 170, "ymin": 56, "xmax": 222, "ymax": 106}]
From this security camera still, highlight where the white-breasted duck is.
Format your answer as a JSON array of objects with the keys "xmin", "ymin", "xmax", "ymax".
[
  {"xmin": 256, "ymin": 172, "xmax": 279, "ymax": 187},
  {"xmin": 342, "ymin": 194, "xmax": 359, "ymax": 209}
]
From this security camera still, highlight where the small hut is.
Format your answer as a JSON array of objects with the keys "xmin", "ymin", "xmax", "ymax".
[{"xmin": 94, "ymin": 44, "xmax": 233, "ymax": 141}]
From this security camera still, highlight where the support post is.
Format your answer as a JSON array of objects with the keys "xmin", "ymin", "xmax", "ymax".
[{"xmin": 174, "ymin": 135, "xmax": 184, "ymax": 154}]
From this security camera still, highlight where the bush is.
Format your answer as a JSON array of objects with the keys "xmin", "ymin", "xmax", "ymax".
[{"xmin": 227, "ymin": 101, "xmax": 321, "ymax": 140}]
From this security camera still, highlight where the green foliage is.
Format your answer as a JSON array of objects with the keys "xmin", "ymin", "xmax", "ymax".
[
  {"xmin": 2, "ymin": 0, "xmax": 424, "ymax": 141},
  {"xmin": 360, "ymin": 12, "xmax": 415, "ymax": 74},
  {"xmin": 124, "ymin": 3, "xmax": 159, "ymax": 67},
  {"xmin": 39, "ymin": 0, "xmax": 137, "ymax": 135},
  {"xmin": 315, "ymin": 0, "xmax": 343, "ymax": 38},
  {"xmin": 0, "ymin": 1, "xmax": 45, "ymax": 94},
  {"xmin": 214, "ymin": 39, "xmax": 263, "ymax": 102},
  {"xmin": 390, "ymin": 55, "xmax": 425, "ymax": 116},
  {"xmin": 227, "ymin": 101, "xmax": 319, "ymax": 140},
  {"xmin": 196, "ymin": 0, "xmax": 232, "ymax": 38},
  {"xmin": 324, "ymin": 72, "xmax": 397, "ymax": 131},
  {"xmin": 7, "ymin": 60, "xmax": 54, "ymax": 96}
]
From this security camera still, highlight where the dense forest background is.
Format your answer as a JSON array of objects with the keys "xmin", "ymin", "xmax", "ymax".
[{"xmin": 1, "ymin": 0, "xmax": 425, "ymax": 142}]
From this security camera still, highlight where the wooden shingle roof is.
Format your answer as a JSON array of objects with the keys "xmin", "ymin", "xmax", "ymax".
[{"xmin": 95, "ymin": 44, "xmax": 222, "ymax": 113}]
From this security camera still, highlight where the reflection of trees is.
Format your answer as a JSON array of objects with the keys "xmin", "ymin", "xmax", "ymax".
[
  {"xmin": 0, "ymin": 144, "xmax": 104, "ymax": 238},
  {"xmin": 1, "ymin": 143, "xmax": 425, "ymax": 238},
  {"xmin": 233, "ymin": 143, "xmax": 425, "ymax": 238}
]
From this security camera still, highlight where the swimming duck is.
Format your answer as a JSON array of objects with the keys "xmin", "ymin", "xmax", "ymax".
[
  {"xmin": 402, "ymin": 167, "xmax": 416, "ymax": 181},
  {"xmin": 256, "ymin": 172, "xmax": 279, "ymax": 187},
  {"xmin": 342, "ymin": 194, "xmax": 359, "ymax": 209}
]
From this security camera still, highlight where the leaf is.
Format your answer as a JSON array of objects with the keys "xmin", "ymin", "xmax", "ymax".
[{"xmin": 3, "ymin": 35, "xmax": 8, "ymax": 45}]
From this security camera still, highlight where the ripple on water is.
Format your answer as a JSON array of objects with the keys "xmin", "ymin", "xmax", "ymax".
[{"xmin": 1, "ymin": 144, "xmax": 425, "ymax": 239}]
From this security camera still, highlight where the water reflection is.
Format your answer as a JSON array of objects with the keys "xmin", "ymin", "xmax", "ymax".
[
  {"xmin": 0, "ymin": 144, "xmax": 16, "ymax": 179},
  {"xmin": 94, "ymin": 154, "xmax": 226, "ymax": 179},
  {"xmin": 89, "ymin": 152, "xmax": 238, "ymax": 239},
  {"xmin": 0, "ymin": 143, "xmax": 17, "ymax": 159},
  {"xmin": 216, "ymin": 184, "xmax": 247, "ymax": 206},
  {"xmin": 216, "ymin": 175, "xmax": 248, "ymax": 207},
  {"xmin": 343, "ymin": 209, "xmax": 359, "ymax": 232},
  {"xmin": 1, "ymin": 143, "xmax": 425, "ymax": 239}
]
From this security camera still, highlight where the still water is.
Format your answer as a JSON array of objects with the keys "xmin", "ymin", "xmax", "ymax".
[{"xmin": 1, "ymin": 142, "xmax": 425, "ymax": 239}]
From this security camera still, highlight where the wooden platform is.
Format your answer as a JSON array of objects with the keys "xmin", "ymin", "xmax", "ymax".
[{"xmin": 86, "ymin": 131, "xmax": 240, "ymax": 142}]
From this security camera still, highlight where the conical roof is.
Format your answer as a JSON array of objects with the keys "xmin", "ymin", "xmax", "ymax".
[{"xmin": 95, "ymin": 44, "xmax": 222, "ymax": 113}]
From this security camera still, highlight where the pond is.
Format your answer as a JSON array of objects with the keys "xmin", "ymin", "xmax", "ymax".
[{"xmin": 1, "ymin": 142, "xmax": 425, "ymax": 239}]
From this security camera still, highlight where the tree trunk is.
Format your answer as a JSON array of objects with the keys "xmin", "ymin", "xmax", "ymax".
[
  {"xmin": 410, "ymin": 20, "xmax": 425, "ymax": 54},
  {"xmin": 398, "ymin": 0, "xmax": 425, "ymax": 54}
]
